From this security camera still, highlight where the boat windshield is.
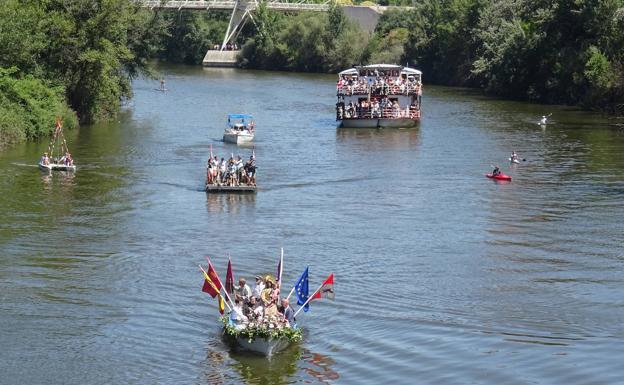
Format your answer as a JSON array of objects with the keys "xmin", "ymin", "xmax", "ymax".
[{"xmin": 227, "ymin": 114, "xmax": 254, "ymax": 129}]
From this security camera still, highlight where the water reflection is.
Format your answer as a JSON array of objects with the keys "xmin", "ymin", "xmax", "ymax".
[
  {"xmin": 206, "ymin": 193, "xmax": 256, "ymax": 214},
  {"xmin": 336, "ymin": 127, "xmax": 420, "ymax": 149},
  {"xmin": 300, "ymin": 349, "xmax": 339, "ymax": 384},
  {"xmin": 229, "ymin": 345, "xmax": 301, "ymax": 385}
]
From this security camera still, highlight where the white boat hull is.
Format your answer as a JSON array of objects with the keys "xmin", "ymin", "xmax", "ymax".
[
  {"xmin": 339, "ymin": 118, "xmax": 418, "ymax": 128},
  {"xmin": 235, "ymin": 336, "xmax": 290, "ymax": 356},
  {"xmin": 223, "ymin": 132, "xmax": 254, "ymax": 144},
  {"xmin": 39, "ymin": 162, "xmax": 76, "ymax": 172}
]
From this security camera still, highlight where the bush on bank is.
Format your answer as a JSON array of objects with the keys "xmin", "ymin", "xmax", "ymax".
[{"xmin": 0, "ymin": 68, "xmax": 77, "ymax": 146}]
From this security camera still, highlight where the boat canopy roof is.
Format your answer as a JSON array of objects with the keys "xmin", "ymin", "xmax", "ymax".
[
  {"xmin": 338, "ymin": 68, "xmax": 358, "ymax": 76},
  {"xmin": 339, "ymin": 64, "xmax": 422, "ymax": 77},
  {"xmin": 401, "ymin": 67, "xmax": 422, "ymax": 75},
  {"xmin": 227, "ymin": 114, "xmax": 253, "ymax": 119}
]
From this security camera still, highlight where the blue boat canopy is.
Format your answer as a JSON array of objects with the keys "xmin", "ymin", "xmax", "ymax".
[{"xmin": 227, "ymin": 114, "xmax": 253, "ymax": 119}]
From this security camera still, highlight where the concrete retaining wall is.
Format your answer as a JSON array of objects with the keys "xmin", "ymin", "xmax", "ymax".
[{"xmin": 203, "ymin": 50, "xmax": 239, "ymax": 67}]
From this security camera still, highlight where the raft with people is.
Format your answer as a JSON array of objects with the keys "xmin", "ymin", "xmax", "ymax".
[
  {"xmin": 205, "ymin": 146, "xmax": 257, "ymax": 193},
  {"xmin": 199, "ymin": 250, "xmax": 335, "ymax": 356},
  {"xmin": 38, "ymin": 118, "xmax": 75, "ymax": 172}
]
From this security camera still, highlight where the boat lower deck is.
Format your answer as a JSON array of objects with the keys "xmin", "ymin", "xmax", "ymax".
[{"xmin": 205, "ymin": 184, "xmax": 257, "ymax": 193}]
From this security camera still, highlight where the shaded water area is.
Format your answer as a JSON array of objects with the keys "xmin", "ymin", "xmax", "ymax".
[{"xmin": 1, "ymin": 65, "xmax": 623, "ymax": 384}]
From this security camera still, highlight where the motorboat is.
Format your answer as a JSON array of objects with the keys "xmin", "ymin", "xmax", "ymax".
[{"xmin": 223, "ymin": 114, "xmax": 254, "ymax": 144}]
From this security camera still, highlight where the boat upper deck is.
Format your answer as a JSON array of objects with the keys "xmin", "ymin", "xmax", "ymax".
[{"xmin": 337, "ymin": 64, "xmax": 422, "ymax": 97}]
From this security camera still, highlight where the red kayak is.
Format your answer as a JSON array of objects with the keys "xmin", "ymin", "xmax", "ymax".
[{"xmin": 485, "ymin": 173, "xmax": 512, "ymax": 181}]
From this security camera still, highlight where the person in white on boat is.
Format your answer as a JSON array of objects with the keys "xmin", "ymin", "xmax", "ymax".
[
  {"xmin": 540, "ymin": 115, "xmax": 548, "ymax": 125},
  {"xmin": 235, "ymin": 277, "xmax": 252, "ymax": 300},
  {"xmin": 245, "ymin": 296, "xmax": 264, "ymax": 319},
  {"xmin": 230, "ymin": 297, "xmax": 248, "ymax": 330},
  {"xmin": 252, "ymin": 276, "xmax": 265, "ymax": 299},
  {"xmin": 511, "ymin": 151, "xmax": 518, "ymax": 163},
  {"xmin": 219, "ymin": 158, "xmax": 227, "ymax": 182},
  {"xmin": 40, "ymin": 153, "xmax": 50, "ymax": 166}
]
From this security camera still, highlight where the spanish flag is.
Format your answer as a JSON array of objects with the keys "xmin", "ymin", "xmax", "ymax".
[{"xmin": 201, "ymin": 266, "xmax": 225, "ymax": 315}]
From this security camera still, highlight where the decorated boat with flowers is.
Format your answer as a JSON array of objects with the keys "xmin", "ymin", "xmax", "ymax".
[
  {"xmin": 38, "ymin": 119, "xmax": 76, "ymax": 172},
  {"xmin": 222, "ymin": 317, "xmax": 301, "ymax": 356},
  {"xmin": 198, "ymin": 250, "xmax": 335, "ymax": 357},
  {"xmin": 335, "ymin": 64, "xmax": 422, "ymax": 128}
]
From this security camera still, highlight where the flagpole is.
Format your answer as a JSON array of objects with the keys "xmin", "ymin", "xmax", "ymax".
[
  {"xmin": 198, "ymin": 265, "xmax": 232, "ymax": 311},
  {"xmin": 205, "ymin": 256, "xmax": 235, "ymax": 308},
  {"xmin": 278, "ymin": 248, "xmax": 284, "ymax": 291},
  {"xmin": 293, "ymin": 282, "xmax": 323, "ymax": 318},
  {"xmin": 285, "ymin": 286, "xmax": 296, "ymax": 302}
]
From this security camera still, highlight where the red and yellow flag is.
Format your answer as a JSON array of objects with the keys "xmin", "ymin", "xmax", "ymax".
[
  {"xmin": 201, "ymin": 268, "xmax": 225, "ymax": 315},
  {"xmin": 201, "ymin": 261, "xmax": 222, "ymax": 298}
]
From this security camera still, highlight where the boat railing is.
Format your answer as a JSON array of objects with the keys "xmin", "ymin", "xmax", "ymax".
[
  {"xmin": 337, "ymin": 84, "xmax": 421, "ymax": 96},
  {"xmin": 338, "ymin": 106, "xmax": 421, "ymax": 120}
]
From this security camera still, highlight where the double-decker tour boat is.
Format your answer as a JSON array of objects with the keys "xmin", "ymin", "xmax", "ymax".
[{"xmin": 335, "ymin": 64, "xmax": 422, "ymax": 128}]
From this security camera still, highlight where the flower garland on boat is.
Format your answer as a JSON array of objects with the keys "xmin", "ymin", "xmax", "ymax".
[{"xmin": 221, "ymin": 316, "xmax": 303, "ymax": 344}]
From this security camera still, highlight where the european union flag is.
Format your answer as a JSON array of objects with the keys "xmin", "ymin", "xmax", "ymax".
[{"xmin": 294, "ymin": 266, "xmax": 310, "ymax": 312}]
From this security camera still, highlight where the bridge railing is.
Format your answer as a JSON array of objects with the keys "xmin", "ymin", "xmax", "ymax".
[{"xmin": 138, "ymin": 0, "xmax": 330, "ymax": 11}]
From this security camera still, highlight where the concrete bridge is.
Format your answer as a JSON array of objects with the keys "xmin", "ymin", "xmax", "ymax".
[{"xmin": 139, "ymin": 0, "xmax": 331, "ymax": 12}]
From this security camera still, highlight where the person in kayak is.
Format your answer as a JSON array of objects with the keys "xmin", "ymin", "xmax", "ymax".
[
  {"xmin": 492, "ymin": 166, "xmax": 501, "ymax": 176},
  {"xmin": 540, "ymin": 115, "xmax": 548, "ymax": 125},
  {"xmin": 511, "ymin": 151, "xmax": 518, "ymax": 162}
]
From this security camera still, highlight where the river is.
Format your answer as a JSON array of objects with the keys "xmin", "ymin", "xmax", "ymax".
[{"xmin": 1, "ymin": 64, "xmax": 623, "ymax": 385}]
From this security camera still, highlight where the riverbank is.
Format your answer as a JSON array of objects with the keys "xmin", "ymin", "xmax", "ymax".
[
  {"xmin": 0, "ymin": 0, "xmax": 161, "ymax": 147},
  {"xmin": 2, "ymin": 0, "xmax": 622, "ymax": 148}
]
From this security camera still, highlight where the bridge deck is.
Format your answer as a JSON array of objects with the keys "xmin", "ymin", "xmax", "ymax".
[{"xmin": 139, "ymin": 0, "xmax": 330, "ymax": 11}]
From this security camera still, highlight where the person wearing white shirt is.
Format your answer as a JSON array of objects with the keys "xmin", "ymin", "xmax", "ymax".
[
  {"xmin": 252, "ymin": 276, "xmax": 265, "ymax": 299},
  {"xmin": 230, "ymin": 298, "xmax": 248, "ymax": 330}
]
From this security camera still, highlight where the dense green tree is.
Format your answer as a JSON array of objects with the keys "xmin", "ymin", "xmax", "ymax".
[
  {"xmin": 0, "ymin": 0, "xmax": 164, "ymax": 146},
  {"xmin": 158, "ymin": 10, "xmax": 229, "ymax": 64}
]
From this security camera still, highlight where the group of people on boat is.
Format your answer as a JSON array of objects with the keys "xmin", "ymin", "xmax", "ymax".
[
  {"xmin": 40, "ymin": 152, "xmax": 73, "ymax": 166},
  {"xmin": 338, "ymin": 99, "xmax": 420, "ymax": 120},
  {"xmin": 229, "ymin": 275, "xmax": 296, "ymax": 330},
  {"xmin": 337, "ymin": 74, "xmax": 421, "ymax": 96},
  {"xmin": 206, "ymin": 154, "xmax": 256, "ymax": 186},
  {"xmin": 226, "ymin": 121, "xmax": 254, "ymax": 133}
]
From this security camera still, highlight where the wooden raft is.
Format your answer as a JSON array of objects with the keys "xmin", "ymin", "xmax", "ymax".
[{"xmin": 205, "ymin": 184, "xmax": 257, "ymax": 193}]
